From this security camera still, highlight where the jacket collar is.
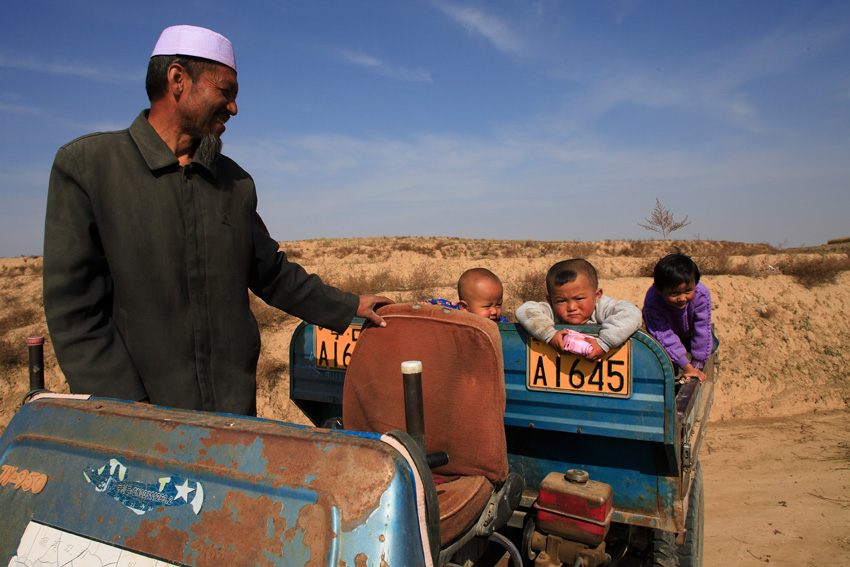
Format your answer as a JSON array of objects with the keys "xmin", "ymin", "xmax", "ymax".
[{"xmin": 129, "ymin": 110, "xmax": 218, "ymax": 176}]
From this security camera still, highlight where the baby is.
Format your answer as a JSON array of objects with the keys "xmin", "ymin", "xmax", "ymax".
[
  {"xmin": 516, "ymin": 259, "xmax": 641, "ymax": 360},
  {"xmin": 427, "ymin": 268, "xmax": 507, "ymax": 323},
  {"xmin": 643, "ymin": 252, "xmax": 712, "ymax": 382}
]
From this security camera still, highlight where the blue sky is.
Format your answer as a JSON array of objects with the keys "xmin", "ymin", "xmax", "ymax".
[{"xmin": 2, "ymin": 1, "xmax": 849, "ymax": 257}]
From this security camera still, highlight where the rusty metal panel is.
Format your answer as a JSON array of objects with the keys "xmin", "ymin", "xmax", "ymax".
[{"xmin": 0, "ymin": 397, "xmax": 430, "ymax": 566}]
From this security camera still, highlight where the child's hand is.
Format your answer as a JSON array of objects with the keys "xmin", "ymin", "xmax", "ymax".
[
  {"xmin": 562, "ymin": 330, "xmax": 594, "ymax": 357},
  {"xmin": 682, "ymin": 363, "xmax": 708, "ymax": 383},
  {"xmin": 583, "ymin": 337, "xmax": 605, "ymax": 361},
  {"xmin": 549, "ymin": 330, "xmax": 570, "ymax": 353}
]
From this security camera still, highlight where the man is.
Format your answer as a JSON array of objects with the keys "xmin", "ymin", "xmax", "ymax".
[{"xmin": 43, "ymin": 25, "xmax": 390, "ymax": 415}]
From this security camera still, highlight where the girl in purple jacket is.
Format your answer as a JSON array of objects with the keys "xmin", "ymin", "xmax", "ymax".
[{"xmin": 643, "ymin": 253, "xmax": 712, "ymax": 382}]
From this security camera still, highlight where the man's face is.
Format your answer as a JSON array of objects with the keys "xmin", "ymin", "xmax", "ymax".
[
  {"xmin": 459, "ymin": 280, "xmax": 504, "ymax": 322},
  {"xmin": 547, "ymin": 273, "xmax": 602, "ymax": 325},
  {"xmin": 179, "ymin": 63, "xmax": 239, "ymax": 141}
]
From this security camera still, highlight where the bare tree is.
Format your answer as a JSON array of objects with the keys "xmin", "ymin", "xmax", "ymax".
[{"xmin": 638, "ymin": 198, "xmax": 690, "ymax": 241}]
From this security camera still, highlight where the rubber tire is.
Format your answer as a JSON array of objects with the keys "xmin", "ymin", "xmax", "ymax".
[{"xmin": 651, "ymin": 462, "xmax": 704, "ymax": 567}]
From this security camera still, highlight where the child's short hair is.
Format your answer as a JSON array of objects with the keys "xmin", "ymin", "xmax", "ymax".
[
  {"xmin": 653, "ymin": 253, "xmax": 701, "ymax": 291},
  {"xmin": 546, "ymin": 259, "xmax": 598, "ymax": 295},
  {"xmin": 458, "ymin": 268, "xmax": 502, "ymax": 301}
]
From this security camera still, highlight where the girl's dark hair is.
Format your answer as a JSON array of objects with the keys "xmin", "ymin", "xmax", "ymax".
[
  {"xmin": 653, "ymin": 252, "xmax": 700, "ymax": 291},
  {"xmin": 145, "ymin": 55, "xmax": 216, "ymax": 101}
]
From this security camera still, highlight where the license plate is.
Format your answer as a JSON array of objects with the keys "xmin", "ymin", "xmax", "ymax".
[
  {"xmin": 527, "ymin": 337, "xmax": 632, "ymax": 398},
  {"xmin": 315, "ymin": 325, "xmax": 362, "ymax": 370}
]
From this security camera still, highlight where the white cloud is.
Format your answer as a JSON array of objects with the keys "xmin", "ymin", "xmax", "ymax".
[
  {"xmin": 0, "ymin": 53, "xmax": 142, "ymax": 83},
  {"xmin": 339, "ymin": 50, "xmax": 432, "ymax": 82},
  {"xmin": 0, "ymin": 101, "xmax": 43, "ymax": 116},
  {"xmin": 434, "ymin": 1, "xmax": 526, "ymax": 57}
]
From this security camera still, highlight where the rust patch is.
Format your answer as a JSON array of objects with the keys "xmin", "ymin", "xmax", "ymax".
[
  {"xmin": 190, "ymin": 490, "xmax": 287, "ymax": 567},
  {"xmin": 295, "ymin": 500, "xmax": 334, "ymax": 567},
  {"xmin": 153, "ymin": 442, "xmax": 169, "ymax": 454},
  {"xmin": 125, "ymin": 517, "xmax": 189, "ymax": 563},
  {"xmin": 199, "ymin": 427, "xmax": 258, "ymax": 449},
  {"xmin": 355, "ymin": 553, "xmax": 368, "ymax": 567},
  {"xmin": 261, "ymin": 432, "xmax": 397, "ymax": 530}
]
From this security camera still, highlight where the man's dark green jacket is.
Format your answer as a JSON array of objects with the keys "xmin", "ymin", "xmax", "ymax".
[{"xmin": 43, "ymin": 111, "xmax": 358, "ymax": 415}]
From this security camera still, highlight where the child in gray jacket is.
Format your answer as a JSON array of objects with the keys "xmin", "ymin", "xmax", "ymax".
[{"xmin": 516, "ymin": 259, "xmax": 642, "ymax": 360}]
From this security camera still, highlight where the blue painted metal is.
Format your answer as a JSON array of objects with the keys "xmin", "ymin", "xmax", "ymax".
[
  {"xmin": 289, "ymin": 318, "xmax": 710, "ymax": 533},
  {"xmin": 0, "ymin": 396, "xmax": 431, "ymax": 567},
  {"xmin": 501, "ymin": 323, "xmax": 677, "ymax": 444}
]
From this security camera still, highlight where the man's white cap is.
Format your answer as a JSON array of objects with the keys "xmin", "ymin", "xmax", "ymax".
[{"xmin": 151, "ymin": 25, "xmax": 236, "ymax": 71}]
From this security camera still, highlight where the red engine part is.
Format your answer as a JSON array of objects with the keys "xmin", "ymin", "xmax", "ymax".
[{"xmin": 533, "ymin": 469, "xmax": 613, "ymax": 546}]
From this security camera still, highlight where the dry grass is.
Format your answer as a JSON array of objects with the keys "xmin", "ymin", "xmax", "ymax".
[
  {"xmin": 329, "ymin": 266, "xmax": 442, "ymax": 301},
  {"xmin": 0, "ymin": 304, "xmax": 41, "ymax": 332},
  {"xmin": 257, "ymin": 356, "xmax": 288, "ymax": 390},
  {"xmin": 698, "ymin": 255, "xmax": 759, "ymax": 277},
  {"xmin": 511, "ymin": 269, "xmax": 547, "ymax": 304},
  {"xmin": 249, "ymin": 292, "xmax": 290, "ymax": 331},
  {"xmin": 757, "ymin": 304, "xmax": 779, "ymax": 320},
  {"xmin": 776, "ymin": 254, "xmax": 850, "ymax": 288},
  {"xmin": 0, "ymin": 338, "xmax": 27, "ymax": 367}
]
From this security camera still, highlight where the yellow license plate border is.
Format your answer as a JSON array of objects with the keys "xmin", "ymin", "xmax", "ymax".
[
  {"xmin": 314, "ymin": 325, "xmax": 362, "ymax": 371},
  {"xmin": 526, "ymin": 337, "xmax": 633, "ymax": 398}
]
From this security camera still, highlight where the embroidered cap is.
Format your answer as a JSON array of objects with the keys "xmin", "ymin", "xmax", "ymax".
[{"xmin": 151, "ymin": 25, "xmax": 236, "ymax": 71}]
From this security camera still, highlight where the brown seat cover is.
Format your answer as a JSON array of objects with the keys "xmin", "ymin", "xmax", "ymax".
[{"xmin": 343, "ymin": 303, "xmax": 508, "ymax": 544}]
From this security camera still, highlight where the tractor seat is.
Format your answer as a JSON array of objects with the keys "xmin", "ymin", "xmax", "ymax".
[{"xmin": 343, "ymin": 303, "xmax": 510, "ymax": 547}]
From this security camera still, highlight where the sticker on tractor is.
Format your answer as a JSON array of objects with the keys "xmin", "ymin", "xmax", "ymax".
[{"xmin": 83, "ymin": 458, "xmax": 204, "ymax": 515}]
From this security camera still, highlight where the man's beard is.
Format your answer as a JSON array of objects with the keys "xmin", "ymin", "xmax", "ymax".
[{"xmin": 195, "ymin": 134, "xmax": 222, "ymax": 166}]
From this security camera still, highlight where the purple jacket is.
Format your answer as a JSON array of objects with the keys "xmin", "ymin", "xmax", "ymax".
[{"xmin": 642, "ymin": 282, "xmax": 712, "ymax": 368}]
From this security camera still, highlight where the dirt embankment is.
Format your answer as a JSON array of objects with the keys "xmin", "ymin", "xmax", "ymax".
[{"xmin": 1, "ymin": 240, "xmax": 849, "ymax": 566}]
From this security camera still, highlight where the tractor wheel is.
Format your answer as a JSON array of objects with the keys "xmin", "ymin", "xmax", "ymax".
[{"xmin": 651, "ymin": 462, "xmax": 704, "ymax": 567}]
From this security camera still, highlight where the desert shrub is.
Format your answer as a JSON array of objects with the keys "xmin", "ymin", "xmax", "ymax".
[
  {"xmin": 332, "ymin": 245, "xmax": 366, "ymax": 258},
  {"xmin": 403, "ymin": 266, "xmax": 442, "ymax": 301},
  {"xmin": 638, "ymin": 198, "xmax": 690, "ymax": 240},
  {"xmin": 0, "ymin": 338, "xmax": 27, "ymax": 367},
  {"xmin": 776, "ymin": 255, "xmax": 850, "ymax": 288},
  {"xmin": 511, "ymin": 270, "xmax": 546, "ymax": 304},
  {"xmin": 333, "ymin": 270, "xmax": 408, "ymax": 296},
  {"xmin": 256, "ymin": 356, "xmax": 288, "ymax": 390},
  {"xmin": 617, "ymin": 240, "xmax": 657, "ymax": 258},
  {"xmin": 563, "ymin": 241, "xmax": 597, "ymax": 258},
  {"xmin": 366, "ymin": 248, "xmax": 391, "ymax": 261},
  {"xmin": 827, "ymin": 237, "xmax": 850, "ymax": 245},
  {"xmin": 285, "ymin": 248, "xmax": 303, "ymax": 259},
  {"xmin": 391, "ymin": 238, "xmax": 433, "ymax": 255},
  {"xmin": 636, "ymin": 259, "xmax": 656, "ymax": 278},
  {"xmin": 0, "ymin": 305, "xmax": 41, "ymax": 332},
  {"xmin": 698, "ymin": 256, "xmax": 757, "ymax": 277},
  {"xmin": 249, "ymin": 293, "xmax": 289, "ymax": 331},
  {"xmin": 756, "ymin": 304, "xmax": 778, "ymax": 319}
]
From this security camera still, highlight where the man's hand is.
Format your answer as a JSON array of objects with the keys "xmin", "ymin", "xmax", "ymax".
[{"xmin": 356, "ymin": 295, "xmax": 394, "ymax": 327}]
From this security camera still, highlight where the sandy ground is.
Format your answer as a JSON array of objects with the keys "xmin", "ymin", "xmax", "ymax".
[
  {"xmin": 1, "ymin": 242, "xmax": 849, "ymax": 564},
  {"xmin": 702, "ymin": 411, "xmax": 850, "ymax": 566}
]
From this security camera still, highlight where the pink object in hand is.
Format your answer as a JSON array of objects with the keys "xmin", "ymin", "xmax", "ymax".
[{"xmin": 562, "ymin": 330, "xmax": 594, "ymax": 357}]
